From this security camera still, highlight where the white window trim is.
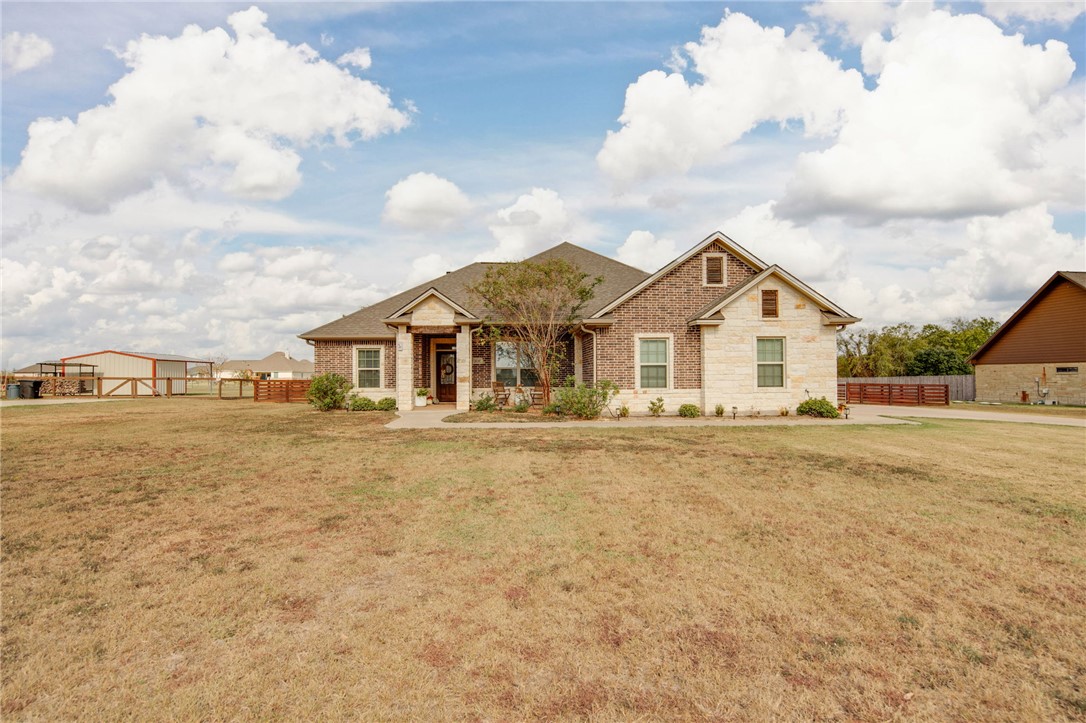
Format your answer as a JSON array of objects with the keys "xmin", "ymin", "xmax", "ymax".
[
  {"xmin": 754, "ymin": 336, "xmax": 786, "ymax": 389},
  {"xmin": 703, "ymin": 252, "xmax": 726, "ymax": 287},
  {"xmin": 635, "ymin": 333, "xmax": 674, "ymax": 391},
  {"xmin": 353, "ymin": 344, "xmax": 384, "ymax": 391}
]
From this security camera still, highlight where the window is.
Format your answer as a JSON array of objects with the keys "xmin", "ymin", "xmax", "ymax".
[
  {"xmin": 756, "ymin": 338, "xmax": 784, "ymax": 387},
  {"xmin": 639, "ymin": 338, "xmax": 668, "ymax": 388},
  {"xmin": 356, "ymin": 347, "xmax": 381, "ymax": 388},
  {"xmin": 704, "ymin": 254, "xmax": 725, "ymax": 286},
  {"xmin": 495, "ymin": 341, "xmax": 538, "ymax": 386},
  {"xmin": 761, "ymin": 289, "xmax": 779, "ymax": 318}
]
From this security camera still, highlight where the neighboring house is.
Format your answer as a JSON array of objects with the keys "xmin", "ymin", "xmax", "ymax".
[
  {"xmin": 299, "ymin": 232, "xmax": 860, "ymax": 413},
  {"xmin": 217, "ymin": 352, "xmax": 314, "ymax": 380},
  {"xmin": 968, "ymin": 271, "xmax": 1086, "ymax": 405},
  {"xmin": 59, "ymin": 350, "xmax": 213, "ymax": 396}
]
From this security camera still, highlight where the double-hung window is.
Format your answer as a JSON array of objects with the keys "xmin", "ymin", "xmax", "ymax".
[
  {"xmin": 495, "ymin": 341, "xmax": 538, "ymax": 386},
  {"xmin": 639, "ymin": 338, "xmax": 668, "ymax": 388},
  {"xmin": 756, "ymin": 338, "xmax": 784, "ymax": 388},
  {"xmin": 356, "ymin": 348, "xmax": 381, "ymax": 388}
]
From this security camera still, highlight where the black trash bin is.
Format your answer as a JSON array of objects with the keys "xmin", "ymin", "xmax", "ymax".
[{"xmin": 18, "ymin": 380, "xmax": 43, "ymax": 399}]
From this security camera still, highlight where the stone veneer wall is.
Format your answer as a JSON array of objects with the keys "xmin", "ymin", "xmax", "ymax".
[
  {"xmin": 594, "ymin": 242, "xmax": 756, "ymax": 389},
  {"xmin": 975, "ymin": 363, "xmax": 1085, "ymax": 405},
  {"xmin": 313, "ymin": 339, "xmax": 396, "ymax": 391}
]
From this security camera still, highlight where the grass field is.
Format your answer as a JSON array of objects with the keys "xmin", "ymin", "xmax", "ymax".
[{"xmin": 2, "ymin": 400, "xmax": 1084, "ymax": 720}]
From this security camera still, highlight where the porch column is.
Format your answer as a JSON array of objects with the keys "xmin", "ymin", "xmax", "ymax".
[
  {"xmin": 396, "ymin": 328, "xmax": 414, "ymax": 411},
  {"xmin": 456, "ymin": 324, "xmax": 471, "ymax": 411}
]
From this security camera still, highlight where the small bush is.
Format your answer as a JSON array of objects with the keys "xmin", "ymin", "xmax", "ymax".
[
  {"xmin": 349, "ymin": 395, "xmax": 376, "ymax": 411},
  {"xmin": 306, "ymin": 373, "xmax": 352, "ymax": 412},
  {"xmin": 541, "ymin": 402, "xmax": 561, "ymax": 416},
  {"xmin": 778, "ymin": 406, "xmax": 790, "ymax": 417},
  {"xmin": 554, "ymin": 379, "xmax": 619, "ymax": 420},
  {"xmin": 513, "ymin": 400, "xmax": 530, "ymax": 413},
  {"xmin": 375, "ymin": 397, "xmax": 397, "ymax": 412},
  {"xmin": 648, "ymin": 397, "xmax": 665, "ymax": 417},
  {"xmin": 474, "ymin": 393, "xmax": 497, "ymax": 412},
  {"xmin": 678, "ymin": 403, "xmax": 700, "ymax": 418},
  {"xmin": 618, "ymin": 404, "xmax": 630, "ymax": 418},
  {"xmin": 796, "ymin": 396, "xmax": 840, "ymax": 418},
  {"xmin": 714, "ymin": 404, "xmax": 725, "ymax": 417}
]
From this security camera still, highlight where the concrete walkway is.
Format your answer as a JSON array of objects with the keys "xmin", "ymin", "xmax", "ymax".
[{"xmin": 385, "ymin": 403, "xmax": 1086, "ymax": 430}]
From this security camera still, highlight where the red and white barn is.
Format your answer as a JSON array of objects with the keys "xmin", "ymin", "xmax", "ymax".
[{"xmin": 59, "ymin": 350, "xmax": 213, "ymax": 396}]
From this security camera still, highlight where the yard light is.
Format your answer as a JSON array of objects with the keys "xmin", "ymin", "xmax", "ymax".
[{"xmin": 731, "ymin": 405, "xmax": 737, "ymax": 420}]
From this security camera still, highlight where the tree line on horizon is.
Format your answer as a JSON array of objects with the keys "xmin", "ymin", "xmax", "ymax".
[{"xmin": 837, "ymin": 317, "xmax": 1000, "ymax": 378}]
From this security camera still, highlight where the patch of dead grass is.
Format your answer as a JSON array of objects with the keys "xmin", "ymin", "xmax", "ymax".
[{"xmin": 1, "ymin": 400, "xmax": 1084, "ymax": 720}]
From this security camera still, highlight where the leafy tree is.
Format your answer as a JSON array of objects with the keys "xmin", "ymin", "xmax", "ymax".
[
  {"xmin": 469, "ymin": 258, "xmax": 601, "ymax": 404},
  {"xmin": 905, "ymin": 347, "xmax": 973, "ymax": 376},
  {"xmin": 838, "ymin": 317, "xmax": 998, "ymax": 377}
]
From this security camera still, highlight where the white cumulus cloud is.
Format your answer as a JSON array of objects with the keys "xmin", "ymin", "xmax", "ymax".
[
  {"xmin": 780, "ymin": 9, "xmax": 1081, "ymax": 222},
  {"xmin": 382, "ymin": 172, "xmax": 472, "ymax": 230},
  {"xmin": 336, "ymin": 47, "xmax": 372, "ymax": 70},
  {"xmin": 478, "ymin": 188, "xmax": 575, "ymax": 261},
  {"xmin": 615, "ymin": 230, "xmax": 678, "ymax": 272},
  {"xmin": 404, "ymin": 253, "xmax": 450, "ymax": 288},
  {"xmin": 722, "ymin": 202, "xmax": 846, "ymax": 282},
  {"xmin": 2, "ymin": 31, "xmax": 54, "ymax": 75},
  {"xmin": 982, "ymin": 1, "xmax": 1086, "ymax": 26},
  {"xmin": 8, "ymin": 6, "xmax": 410, "ymax": 213},
  {"xmin": 597, "ymin": 10, "xmax": 865, "ymax": 185}
]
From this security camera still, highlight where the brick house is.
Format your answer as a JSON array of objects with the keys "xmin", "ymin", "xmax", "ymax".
[
  {"xmin": 968, "ymin": 271, "xmax": 1086, "ymax": 405},
  {"xmin": 299, "ymin": 232, "xmax": 860, "ymax": 414}
]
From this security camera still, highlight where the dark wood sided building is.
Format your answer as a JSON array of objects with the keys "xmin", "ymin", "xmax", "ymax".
[{"xmin": 969, "ymin": 271, "xmax": 1086, "ymax": 405}]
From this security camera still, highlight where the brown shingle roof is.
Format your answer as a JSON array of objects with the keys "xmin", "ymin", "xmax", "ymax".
[{"xmin": 299, "ymin": 242, "xmax": 649, "ymax": 340}]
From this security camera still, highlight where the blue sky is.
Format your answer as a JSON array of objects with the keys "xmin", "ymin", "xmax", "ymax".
[{"xmin": 2, "ymin": 1, "xmax": 1084, "ymax": 368}]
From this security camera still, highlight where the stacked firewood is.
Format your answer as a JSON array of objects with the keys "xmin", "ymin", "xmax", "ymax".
[{"xmin": 40, "ymin": 378, "xmax": 84, "ymax": 396}]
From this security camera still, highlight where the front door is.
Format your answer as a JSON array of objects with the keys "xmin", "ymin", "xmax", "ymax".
[{"xmin": 437, "ymin": 351, "xmax": 456, "ymax": 402}]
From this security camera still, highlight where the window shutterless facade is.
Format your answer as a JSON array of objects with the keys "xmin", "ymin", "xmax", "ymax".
[
  {"xmin": 756, "ymin": 338, "xmax": 784, "ymax": 387},
  {"xmin": 495, "ymin": 341, "xmax": 538, "ymax": 386},
  {"xmin": 355, "ymin": 347, "xmax": 382, "ymax": 388},
  {"xmin": 639, "ymin": 338, "xmax": 668, "ymax": 388}
]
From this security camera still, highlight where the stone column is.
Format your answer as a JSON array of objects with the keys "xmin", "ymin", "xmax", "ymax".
[
  {"xmin": 456, "ymin": 325, "xmax": 471, "ymax": 411},
  {"xmin": 396, "ymin": 328, "xmax": 414, "ymax": 411}
]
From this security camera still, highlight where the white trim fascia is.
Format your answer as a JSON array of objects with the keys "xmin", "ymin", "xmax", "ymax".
[
  {"xmin": 387, "ymin": 287, "xmax": 478, "ymax": 321},
  {"xmin": 634, "ymin": 332, "xmax": 675, "ymax": 392},
  {"xmin": 592, "ymin": 231, "xmax": 768, "ymax": 318}
]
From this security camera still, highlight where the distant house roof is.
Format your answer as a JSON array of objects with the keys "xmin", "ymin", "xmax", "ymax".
[
  {"xmin": 60, "ymin": 350, "xmax": 212, "ymax": 363},
  {"xmin": 968, "ymin": 271, "xmax": 1086, "ymax": 365},
  {"xmin": 220, "ymin": 352, "xmax": 314, "ymax": 373},
  {"xmin": 299, "ymin": 242, "xmax": 650, "ymax": 341}
]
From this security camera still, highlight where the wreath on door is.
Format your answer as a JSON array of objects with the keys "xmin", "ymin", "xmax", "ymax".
[{"xmin": 442, "ymin": 362, "xmax": 455, "ymax": 377}]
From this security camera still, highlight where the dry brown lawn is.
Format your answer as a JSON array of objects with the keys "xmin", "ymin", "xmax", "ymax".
[
  {"xmin": 2, "ymin": 399, "xmax": 1084, "ymax": 721},
  {"xmin": 951, "ymin": 402, "xmax": 1086, "ymax": 419}
]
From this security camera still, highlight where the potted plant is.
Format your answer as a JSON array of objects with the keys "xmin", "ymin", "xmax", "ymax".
[{"xmin": 415, "ymin": 388, "xmax": 430, "ymax": 407}]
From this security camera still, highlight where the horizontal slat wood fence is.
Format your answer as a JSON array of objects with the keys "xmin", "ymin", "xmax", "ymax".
[
  {"xmin": 838, "ymin": 375, "xmax": 975, "ymax": 401},
  {"xmin": 837, "ymin": 383, "xmax": 950, "ymax": 406},
  {"xmin": 253, "ymin": 379, "xmax": 311, "ymax": 403}
]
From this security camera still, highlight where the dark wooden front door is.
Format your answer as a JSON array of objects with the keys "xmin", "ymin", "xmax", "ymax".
[{"xmin": 437, "ymin": 351, "xmax": 456, "ymax": 402}]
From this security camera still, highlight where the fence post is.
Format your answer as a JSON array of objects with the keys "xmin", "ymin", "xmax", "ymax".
[{"xmin": 166, "ymin": 378, "xmax": 172, "ymax": 398}]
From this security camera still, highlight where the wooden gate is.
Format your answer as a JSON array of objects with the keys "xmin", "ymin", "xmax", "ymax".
[
  {"xmin": 837, "ymin": 383, "xmax": 950, "ymax": 406},
  {"xmin": 253, "ymin": 379, "xmax": 311, "ymax": 403}
]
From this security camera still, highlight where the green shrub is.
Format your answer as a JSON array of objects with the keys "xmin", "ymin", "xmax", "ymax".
[
  {"xmin": 474, "ymin": 393, "xmax": 497, "ymax": 412},
  {"xmin": 618, "ymin": 404, "xmax": 630, "ymax": 418},
  {"xmin": 306, "ymin": 373, "xmax": 352, "ymax": 412},
  {"xmin": 375, "ymin": 397, "xmax": 397, "ymax": 412},
  {"xmin": 553, "ymin": 379, "xmax": 619, "ymax": 420},
  {"xmin": 541, "ymin": 402, "xmax": 561, "ymax": 416},
  {"xmin": 714, "ymin": 403, "xmax": 725, "ymax": 417},
  {"xmin": 349, "ymin": 395, "xmax": 376, "ymax": 411},
  {"xmin": 513, "ymin": 400, "xmax": 530, "ymax": 413},
  {"xmin": 796, "ymin": 396, "xmax": 840, "ymax": 418},
  {"xmin": 678, "ymin": 403, "xmax": 700, "ymax": 418},
  {"xmin": 648, "ymin": 397, "xmax": 665, "ymax": 417}
]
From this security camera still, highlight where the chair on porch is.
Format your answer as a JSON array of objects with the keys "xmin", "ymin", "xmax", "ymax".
[
  {"xmin": 491, "ymin": 381, "xmax": 511, "ymax": 407},
  {"xmin": 529, "ymin": 387, "xmax": 545, "ymax": 407}
]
